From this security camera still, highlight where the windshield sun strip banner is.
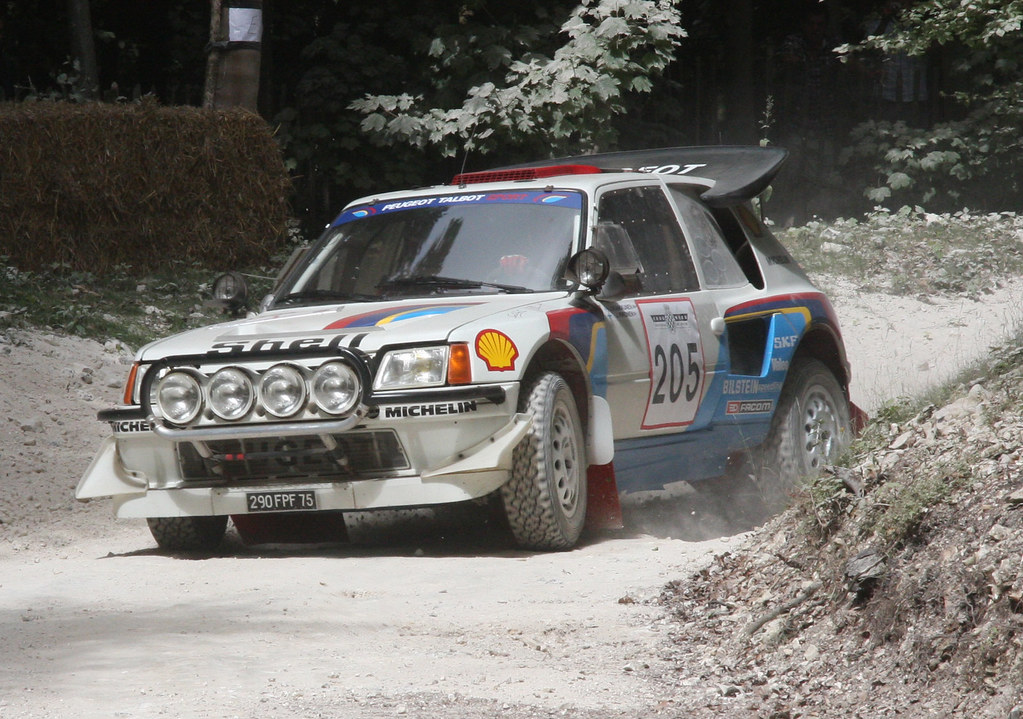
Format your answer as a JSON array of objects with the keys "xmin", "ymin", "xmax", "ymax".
[{"xmin": 333, "ymin": 190, "xmax": 585, "ymax": 226}]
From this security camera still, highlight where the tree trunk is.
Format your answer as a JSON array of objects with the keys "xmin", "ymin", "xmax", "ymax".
[
  {"xmin": 723, "ymin": 0, "xmax": 756, "ymax": 144},
  {"xmin": 203, "ymin": 0, "xmax": 263, "ymax": 112},
  {"xmin": 202, "ymin": 0, "xmax": 224, "ymax": 109},
  {"xmin": 67, "ymin": 0, "xmax": 99, "ymax": 100}
]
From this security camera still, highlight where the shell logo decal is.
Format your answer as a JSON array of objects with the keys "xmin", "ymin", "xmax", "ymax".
[{"xmin": 475, "ymin": 330, "xmax": 519, "ymax": 372}]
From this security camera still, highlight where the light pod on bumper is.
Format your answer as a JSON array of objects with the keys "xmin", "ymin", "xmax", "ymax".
[
  {"xmin": 207, "ymin": 367, "xmax": 254, "ymax": 420},
  {"xmin": 259, "ymin": 363, "xmax": 307, "ymax": 417},
  {"xmin": 156, "ymin": 371, "xmax": 203, "ymax": 425},
  {"xmin": 311, "ymin": 361, "xmax": 360, "ymax": 415}
]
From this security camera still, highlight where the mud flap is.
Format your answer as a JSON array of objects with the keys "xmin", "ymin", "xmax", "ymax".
[
  {"xmin": 851, "ymin": 401, "xmax": 870, "ymax": 435},
  {"xmin": 585, "ymin": 463, "xmax": 623, "ymax": 530}
]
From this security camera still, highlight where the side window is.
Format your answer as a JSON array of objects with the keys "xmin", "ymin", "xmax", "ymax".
[
  {"xmin": 711, "ymin": 206, "xmax": 765, "ymax": 290},
  {"xmin": 667, "ymin": 187, "xmax": 750, "ymax": 289},
  {"xmin": 596, "ymin": 186, "xmax": 699, "ymax": 295}
]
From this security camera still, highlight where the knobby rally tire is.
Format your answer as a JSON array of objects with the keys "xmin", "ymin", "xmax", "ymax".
[
  {"xmin": 147, "ymin": 516, "xmax": 228, "ymax": 551},
  {"xmin": 501, "ymin": 372, "xmax": 587, "ymax": 551},
  {"xmin": 753, "ymin": 358, "xmax": 852, "ymax": 509}
]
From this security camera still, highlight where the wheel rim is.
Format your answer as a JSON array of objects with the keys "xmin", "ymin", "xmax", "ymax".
[
  {"xmin": 550, "ymin": 401, "xmax": 581, "ymax": 518},
  {"xmin": 800, "ymin": 384, "xmax": 840, "ymax": 470}
]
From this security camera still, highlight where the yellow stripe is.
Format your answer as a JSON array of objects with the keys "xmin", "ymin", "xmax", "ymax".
[
  {"xmin": 725, "ymin": 306, "xmax": 811, "ymax": 325},
  {"xmin": 376, "ymin": 311, "xmax": 410, "ymax": 325}
]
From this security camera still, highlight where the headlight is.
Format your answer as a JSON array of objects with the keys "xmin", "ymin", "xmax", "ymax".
[
  {"xmin": 259, "ymin": 363, "xmax": 307, "ymax": 417},
  {"xmin": 374, "ymin": 347, "xmax": 448, "ymax": 390},
  {"xmin": 156, "ymin": 371, "xmax": 202, "ymax": 425},
  {"xmin": 311, "ymin": 361, "xmax": 360, "ymax": 415},
  {"xmin": 207, "ymin": 367, "xmax": 254, "ymax": 420}
]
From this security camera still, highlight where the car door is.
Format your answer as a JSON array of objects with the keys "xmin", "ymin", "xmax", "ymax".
[{"xmin": 591, "ymin": 183, "xmax": 729, "ymax": 444}]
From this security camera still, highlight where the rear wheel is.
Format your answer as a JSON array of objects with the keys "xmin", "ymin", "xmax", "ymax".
[
  {"xmin": 501, "ymin": 372, "xmax": 587, "ymax": 550},
  {"xmin": 752, "ymin": 358, "xmax": 852, "ymax": 508},
  {"xmin": 147, "ymin": 516, "xmax": 228, "ymax": 551}
]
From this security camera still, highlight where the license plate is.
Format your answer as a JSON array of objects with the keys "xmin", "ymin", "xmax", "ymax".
[{"xmin": 245, "ymin": 490, "xmax": 317, "ymax": 513}]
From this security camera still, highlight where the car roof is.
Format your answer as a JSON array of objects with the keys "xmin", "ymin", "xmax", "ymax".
[
  {"xmin": 343, "ymin": 168, "xmax": 714, "ymax": 210},
  {"xmin": 344, "ymin": 146, "xmax": 786, "ymax": 211}
]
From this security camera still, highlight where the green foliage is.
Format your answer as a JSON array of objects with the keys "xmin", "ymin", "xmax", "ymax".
[
  {"xmin": 839, "ymin": 0, "xmax": 1023, "ymax": 210},
  {"xmin": 269, "ymin": 3, "xmax": 466, "ymax": 221},
  {"xmin": 349, "ymin": 0, "xmax": 686, "ymax": 156},
  {"xmin": 849, "ymin": 0, "xmax": 1023, "ymax": 55},
  {"xmin": 862, "ymin": 456, "xmax": 974, "ymax": 546},
  {"xmin": 841, "ymin": 115, "xmax": 1020, "ymax": 211},
  {"xmin": 21, "ymin": 58, "xmax": 91, "ymax": 103}
]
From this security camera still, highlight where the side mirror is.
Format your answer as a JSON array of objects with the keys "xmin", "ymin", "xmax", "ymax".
[
  {"xmin": 207, "ymin": 271, "xmax": 249, "ymax": 315},
  {"xmin": 596, "ymin": 271, "xmax": 627, "ymax": 302}
]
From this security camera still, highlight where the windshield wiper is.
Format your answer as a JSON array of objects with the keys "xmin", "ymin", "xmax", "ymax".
[
  {"xmin": 274, "ymin": 289, "xmax": 376, "ymax": 306},
  {"xmin": 378, "ymin": 276, "xmax": 533, "ymax": 294}
]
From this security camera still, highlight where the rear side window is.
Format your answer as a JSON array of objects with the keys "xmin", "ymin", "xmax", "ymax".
[
  {"xmin": 596, "ymin": 186, "xmax": 699, "ymax": 295},
  {"xmin": 668, "ymin": 188, "xmax": 750, "ymax": 289}
]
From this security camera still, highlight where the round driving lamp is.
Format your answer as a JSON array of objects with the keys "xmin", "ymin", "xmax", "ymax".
[
  {"xmin": 156, "ymin": 371, "xmax": 203, "ymax": 425},
  {"xmin": 567, "ymin": 249, "xmax": 610, "ymax": 288},
  {"xmin": 211, "ymin": 271, "xmax": 249, "ymax": 313},
  {"xmin": 259, "ymin": 363, "xmax": 307, "ymax": 417},
  {"xmin": 311, "ymin": 361, "xmax": 360, "ymax": 415},
  {"xmin": 207, "ymin": 367, "xmax": 254, "ymax": 420}
]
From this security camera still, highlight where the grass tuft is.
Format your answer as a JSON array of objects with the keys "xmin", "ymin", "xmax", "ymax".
[{"xmin": 0, "ymin": 257, "xmax": 275, "ymax": 350}]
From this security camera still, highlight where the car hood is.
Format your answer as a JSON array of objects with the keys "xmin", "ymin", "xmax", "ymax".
[{"xmin": 137, "ymin": 295, "xmax": 563, "ymax": 362}]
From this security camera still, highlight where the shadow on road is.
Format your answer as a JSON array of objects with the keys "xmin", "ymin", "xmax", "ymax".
[{"xmin": 102, "ymin": 477, "xmax": 780, "ymax": 561}]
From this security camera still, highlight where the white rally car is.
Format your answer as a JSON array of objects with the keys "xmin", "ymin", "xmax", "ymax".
[{"xmin": 77, "ymin": 146, "xmax": 859, "ymax": 551}]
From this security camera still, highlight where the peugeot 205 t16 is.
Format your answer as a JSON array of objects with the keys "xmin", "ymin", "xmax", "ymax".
[{"xmin": 77, "ymin": 146, "xmax": 858, "ymax": 551}]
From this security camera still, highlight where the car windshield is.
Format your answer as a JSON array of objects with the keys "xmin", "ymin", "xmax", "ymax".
[{"xmin": 274, "ymin": 190, "xmax": 584, "ymax": 306}]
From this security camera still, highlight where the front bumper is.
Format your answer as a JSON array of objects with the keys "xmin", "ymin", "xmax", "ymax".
[{"xmin": 77, "ymin": 384, "xmax": 530, "ymax": 518}]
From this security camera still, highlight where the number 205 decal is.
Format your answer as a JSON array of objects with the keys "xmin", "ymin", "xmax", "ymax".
[{"xmin": 638, "ymin": 299, "xmax": 705, "ymax": 429}]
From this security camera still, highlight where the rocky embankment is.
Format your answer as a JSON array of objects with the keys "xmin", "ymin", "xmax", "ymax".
[{"xmin": 659, "ymin": 345, "xmax": 1023, "ymax": 717}]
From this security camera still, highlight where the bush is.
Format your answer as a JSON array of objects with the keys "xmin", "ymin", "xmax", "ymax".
[{"xmin": 0, "ymin": 99, "xmax": 292, "ymax": 274}]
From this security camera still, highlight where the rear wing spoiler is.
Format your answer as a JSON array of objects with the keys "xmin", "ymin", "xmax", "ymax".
[{"xmin": 495, "ymin": 145, "xmax": 788, "ymax": 207}]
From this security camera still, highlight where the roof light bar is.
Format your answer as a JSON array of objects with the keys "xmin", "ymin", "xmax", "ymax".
[{"xmin": 451, "ymin": 164, "xmax": 602, "ymax": 186}]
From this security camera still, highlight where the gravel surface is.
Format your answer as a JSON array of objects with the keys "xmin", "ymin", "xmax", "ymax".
[{"xmin": 2, "ymin": 275, "xmax": 1021, "ymax": 718}]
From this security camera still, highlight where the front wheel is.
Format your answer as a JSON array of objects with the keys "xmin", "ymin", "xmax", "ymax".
[
  {"xmin": 147, "ymin": 516, "xmax": 228, "ymax": 551},
  {"xmin": 501, "ymin": 372, "xmax": 587, "ymax": 550},
  {"xmin": 752, "ymin": 358, "xmax": 852, "ymax": 508}
]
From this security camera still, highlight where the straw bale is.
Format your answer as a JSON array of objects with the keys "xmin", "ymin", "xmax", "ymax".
[{"xmin": 0, "ymin": 99, "xmax": 292, "ymax": 274}]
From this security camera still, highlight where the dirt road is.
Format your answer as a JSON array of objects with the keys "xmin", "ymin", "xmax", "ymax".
[
  {"xmin": 3, "ymin": 277, "xmax": 1022, "ymax": 718},
  {"xmin": 3, "ymin": 519, "xmax": 740, "ymax": 719}
]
